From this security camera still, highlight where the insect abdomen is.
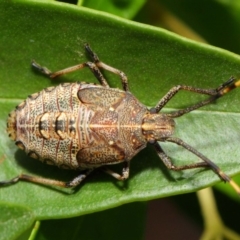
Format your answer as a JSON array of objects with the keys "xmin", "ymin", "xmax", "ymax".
[{"xmin": 7, "ymin": 83, "xmax": 83, "ymax": 169}]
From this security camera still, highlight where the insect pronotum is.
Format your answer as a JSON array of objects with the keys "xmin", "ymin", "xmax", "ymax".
[{"xmin": 2, "ymin": 44, "xmax": 240, "ymax": 194}]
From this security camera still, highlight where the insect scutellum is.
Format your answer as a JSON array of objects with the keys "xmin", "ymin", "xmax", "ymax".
[{"xmin": 2, "ymin": 44, "xmax": 240, "ymax": 195}]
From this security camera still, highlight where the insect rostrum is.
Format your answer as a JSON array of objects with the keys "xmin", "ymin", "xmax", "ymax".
[{"xmin": 2, "ymin": 44, "xmax": 240, "ymax": 194}]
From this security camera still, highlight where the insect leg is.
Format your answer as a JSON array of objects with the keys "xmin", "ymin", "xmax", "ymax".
[
  {"xmin": 0, "ymin": 169, "xmax": 94, "ymax": 188},
  {"xmin": 31, "ymin": 44, "xmax": 129, "ymax": 90},
  {"xmin": 151, "ymin": 77, "xmax": 239, "ymax": 117},
  {"xmin": 153, "ymin": 141, "xmax": 209, "ymax": 170},
  {"xmin": 102, "ymin": 161, "xmax": 130, "ymax": 180},
  {"xmin": 65, "ymin": 169, "xmax": 94, "ymax": 187},
  {"xmin": 31, "ymin": 59, "xmax": 110, "ymax": 88},
  {"xmin": 154, "ymin": 138, "xmax": 240, "ymax": 194},
  {"xmin": 85, "ymin": 44, "xmax": 129, "ymax": 91}
]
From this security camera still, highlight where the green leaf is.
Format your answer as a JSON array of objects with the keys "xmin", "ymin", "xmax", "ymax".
[
  {"xmin": 80, "ymin": 0, "xmax": 146, "ymax": 19},
  {"xmin": 0, "ymin": 203, "xmax": 35, "ymax": 240},
  {"xmin": 35, "ymin": 202, "xmax": 146, "ymax": 240},
  {"xmin": 1, "ymin": 0, "xmax": 240, "ymax": 238},
  {"xmin": 158, "ymin": 0, "xmax": 240, "ymax": 54}
]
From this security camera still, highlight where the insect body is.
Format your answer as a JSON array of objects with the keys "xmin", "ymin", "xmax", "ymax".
[
  {"xmin": 2, "ymin": 44, "xmax": 240, "ymax": 193},
  {"xmin": 8, "ymin": 82, "xmax": 154, "ymax": 169}
]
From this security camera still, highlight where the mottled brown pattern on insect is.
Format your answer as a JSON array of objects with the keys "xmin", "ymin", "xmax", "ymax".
[
  {"xmin": 7, "ymin": 83, "xmax": 84, "ymax": 169},
  {"xmin": 3, "ymin": 44, "xmax": 240, "ymax": 194},
  {"xmin": 7, "ymin": 81, "xmax": 148, "ymax": 170}
]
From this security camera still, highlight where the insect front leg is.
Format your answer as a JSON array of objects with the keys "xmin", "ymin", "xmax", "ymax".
[
  {"xmin": 152, "ymin": 77, "xmax": 238, "ymax": 117},
  {"xmin": 102, "ymin": 161, "xmax": 130, "ymax": 181},
  {"xmin": 0, "ymin": 169, "xmax": 94, "ymax": 188},
  {"xmin": 154, "ymin": 139, "xmax": 240, "ymax": 194},
  {"xmin": 153, "ymin": 141, "xmax": 209, "ymax": 171}
]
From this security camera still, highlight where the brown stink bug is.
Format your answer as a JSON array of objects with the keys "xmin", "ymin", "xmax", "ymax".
[{"xmin": 2, "ymin": 44, "xmax": 240, "ymax": 194}]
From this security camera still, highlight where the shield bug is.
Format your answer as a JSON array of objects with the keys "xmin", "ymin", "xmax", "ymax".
[{"xmin": 2, "ymin": 44, "xmax": 240, "ymax": 194}]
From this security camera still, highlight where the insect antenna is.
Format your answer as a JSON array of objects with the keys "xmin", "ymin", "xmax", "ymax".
[{"xmin": 153, "ymin": 77, "xmax": 240, "ymax": 118}]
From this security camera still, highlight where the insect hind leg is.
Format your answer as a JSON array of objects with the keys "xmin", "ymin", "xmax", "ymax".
[
  {"xmin": 0, "ymin": 169, "xmax": 94, "ymax": 188},
  {"xmin": 31, "ymin": 59, "xmax": 110, "ymax": 88},
  {"xmin": 31, "ymin": 44, "xmax": 129, "ymax": 91},
  {"xmin": 85, "ymin": 44, "xmax": 129, "ymax": 91}
]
